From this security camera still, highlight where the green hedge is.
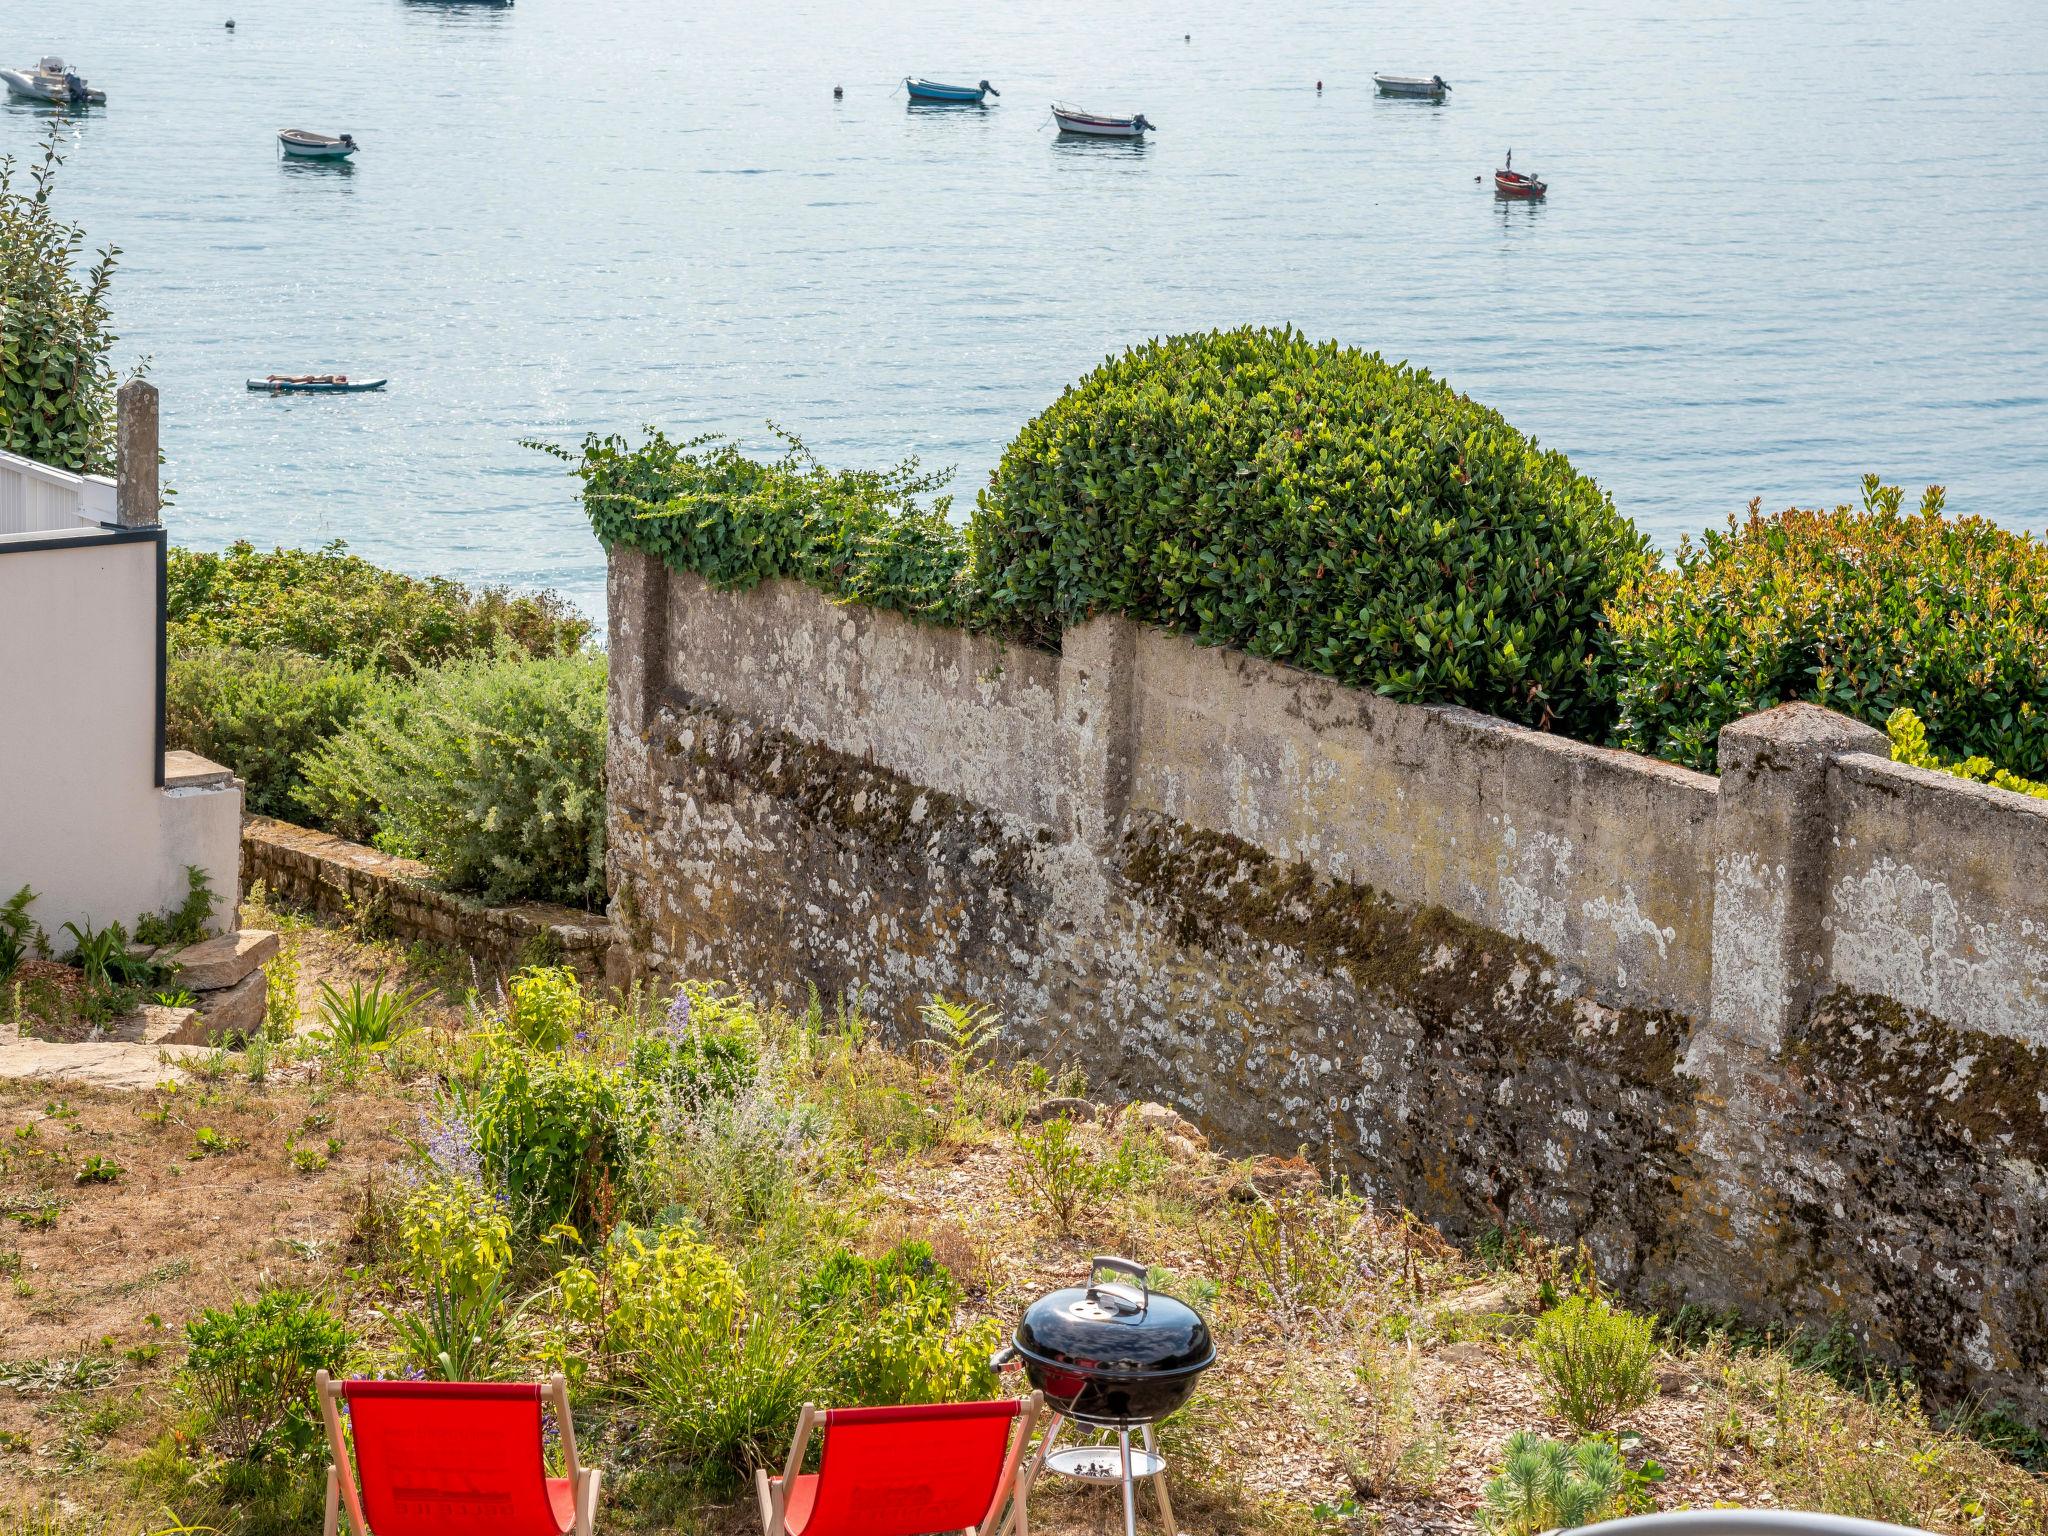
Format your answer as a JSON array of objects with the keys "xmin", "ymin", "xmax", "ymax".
[
  {"xmin": 166, "ymin": 646, "xmax": 379, "ymax": 819},
  {"xmin": 168, "ymin": 540, "xmax": 589, "ymax": 675},
  {"xmin": 1606, "ymin": 479, "xmax": 2048, "ymax": 774},
  {"xmin": 973, "ymin": 328, "xmax": 1650, "ymax": 736},
  {"xmin": 298, "ymin": 652, "xmax": 608, "ymax": 908},
  {"xmin": 544, "ymin": 428, "xmax": 975, "ymax": 625},
  {"xmin": 559, "ymin": 331, "xmax": 1651, "ymax": 740}
]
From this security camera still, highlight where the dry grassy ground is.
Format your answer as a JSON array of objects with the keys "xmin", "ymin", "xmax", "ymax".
[{"xmin": 0, "ymin": 911, "xmax": 2042, "ymax": 1536}]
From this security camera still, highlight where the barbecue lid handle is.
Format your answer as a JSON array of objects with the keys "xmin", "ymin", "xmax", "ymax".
[{"xmin": 1087, "ymin": 1255, "xmax": 1150, "ymax": 1313}]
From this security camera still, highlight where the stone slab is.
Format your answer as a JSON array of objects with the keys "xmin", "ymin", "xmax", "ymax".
[
  {"xmin": 190, "ymin": 968, "xmax": 267, "ymax": 1045},
  {"xmin": 171, "ymin": 929, "xmax": 279, "ymax": 992}
]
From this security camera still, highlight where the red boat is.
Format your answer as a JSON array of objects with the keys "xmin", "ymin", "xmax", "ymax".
[{"xmin": 1494, "ymin": 148, "xmax": 1546, "ymax": 199}]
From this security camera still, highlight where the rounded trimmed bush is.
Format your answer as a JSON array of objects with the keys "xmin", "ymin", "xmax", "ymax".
[
  {"xmin": 1606, "ymin": 478, "xmax": 2048, "ymax": 774},
  {"xmin": 973, "ymin": 327, "xmax": 1651, "ymax": 737}
]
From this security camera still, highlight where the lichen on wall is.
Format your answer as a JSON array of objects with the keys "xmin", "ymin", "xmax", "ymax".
[{"xmin": 607, "ymin": 557, "xmax": 2048, "ymax": 1423}]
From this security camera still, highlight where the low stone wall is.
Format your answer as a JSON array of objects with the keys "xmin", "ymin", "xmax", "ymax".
[
  {"xmin": 241, "ymin": 818, "xmax": 610, "ymax": 976},
  {"xmin": 605, "ymin": 552, "xmax": 2048, "ymax": 1419}
]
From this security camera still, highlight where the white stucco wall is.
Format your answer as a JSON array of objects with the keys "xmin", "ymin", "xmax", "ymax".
[{"xmin": 0, "ymin": 530, "xmax": 239, "ymax": 941}]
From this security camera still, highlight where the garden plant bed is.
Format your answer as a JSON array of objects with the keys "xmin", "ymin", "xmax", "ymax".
[{"xmin": 0, "ymin": 907, "xmax": 2041, "ymax": 1536}]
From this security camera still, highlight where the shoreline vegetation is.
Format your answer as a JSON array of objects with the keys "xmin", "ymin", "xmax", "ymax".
[{"xmin": 2, "ymin": 902, "xmax": 2043, "ymax": 1536}]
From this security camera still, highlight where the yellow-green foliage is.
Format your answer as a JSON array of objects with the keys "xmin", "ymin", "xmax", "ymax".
[
  {"xmin": 1888, "ymin": 707, "xmax": 2048, "ymax": 800},
  {"xmin": 551, "ymin": 1226, "xmax": 744, "ymax": 1362},
  {"xmin": 1530, "ymin": 1294, "xmax": 1658, "ymax": 1434},
  {"xmin": 506, "ymin": 964, "xmax": 586, "ymax": 1049},
  {"xmin": 1607, "ymin": 478, "xmax": 2048, "ymax": 773},
  {"xmin": 399, "ymin": 1178, "xmax": 513, "ymax": 1307}
]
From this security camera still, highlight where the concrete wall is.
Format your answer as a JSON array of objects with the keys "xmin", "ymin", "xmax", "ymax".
[
  {"xmin": 607, "ymin": 551, "xmax": 2048, "ymax": 1418},
  {"xmin": 0, "ymin": 528, "xmax": 240, "ymax": 941}
]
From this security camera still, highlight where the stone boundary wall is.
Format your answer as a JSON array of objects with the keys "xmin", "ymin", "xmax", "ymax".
[
  {"xmin": 241, "ymin": 818, "xmax": 610, "ymax": 976},
  {"xmin": 606, "ymin": 551, "xmax": 2048, "ymax": 1418}
]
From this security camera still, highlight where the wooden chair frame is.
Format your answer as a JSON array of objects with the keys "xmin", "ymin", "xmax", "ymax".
[
  {"xmin": 754, "ymin": 1391, "xmax": 1043, "ymax": 1536},
  {"xmin": 316, "ymin": 1369, "xmax": 603, "ymax": 1536}
]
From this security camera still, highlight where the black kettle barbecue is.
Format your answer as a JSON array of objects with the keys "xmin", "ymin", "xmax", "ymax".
[
  {"xmin": 992, "ymin": 1257, "xmax": 1215, "ymax": 1536},
  {"xmin": 997, "ymin": 1255, "xmax": 1215, "ymax": 1425}
]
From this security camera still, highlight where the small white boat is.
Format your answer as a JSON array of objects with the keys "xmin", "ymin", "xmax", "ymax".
[
  {"xmin": 278, "ymin": 129, "xmax": 357, "ymax": 159},
  {"xmin": 1, "ymin": 57, "xmax": 106, "ymax": 106},
  {"xmin": 1374, "ymin": 72, "xmax": 1450, "ymax": 98},
  {"xmin": 1051, "ymin": 103, "xmax": 1155, "ymax": 138}
]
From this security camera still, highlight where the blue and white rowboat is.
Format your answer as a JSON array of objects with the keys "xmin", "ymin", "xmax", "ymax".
[{"xmin": 905, "ymin": 77, "xmax": 998, "ymax": 103}]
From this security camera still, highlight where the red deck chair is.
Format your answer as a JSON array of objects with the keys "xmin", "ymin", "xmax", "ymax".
[
  {"xmin": 755, "ymin": 1393, "xmax": 1044, "ymax": 1536},
  {"xmin": 315, "ymin": 1371, "xmax": 602, "ymax": 1536}
]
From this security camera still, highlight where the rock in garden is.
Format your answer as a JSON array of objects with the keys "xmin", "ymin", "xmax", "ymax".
[{"xmin": 1027, "ymin": 1095, "xmax": 1098, "ymax": 1124}]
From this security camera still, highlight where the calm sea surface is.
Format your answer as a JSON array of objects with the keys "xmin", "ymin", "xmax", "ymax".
[{"xmin": 9, "ymin": 0, "xmax": 2047, "ymax": 617}]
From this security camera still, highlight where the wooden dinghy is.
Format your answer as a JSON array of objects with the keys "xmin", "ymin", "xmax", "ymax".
[
  {"xmin": 1051, "ymin": 103, "xmax": 1155, "ymax": 138},
  {"xmin": 1374, "ymin": 73, "xmax": 1449, "ymax": 98},
  {"xmin": 278, "ymin": 129, "xmax": 357, "ymax": 158}
]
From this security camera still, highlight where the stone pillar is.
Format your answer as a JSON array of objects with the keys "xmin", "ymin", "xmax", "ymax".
[
  {"xmin": 1054, "ymin": 614, "xmax": 1138, "ymax": 854},
  {"xmin": 1700, "ymin": 702, "xmax": 1889, "ymax": 1057},
  {"xmin": 116, "ymin": 379, "xmax": 160, "ymax": 528},
  {"xmin": 1679, "ymin": 701, "xmax": 1890, "ymax": 1295}
]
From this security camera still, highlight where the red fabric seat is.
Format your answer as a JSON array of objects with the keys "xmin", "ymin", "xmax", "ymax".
[
  {"xmin": 771, "ymin": 1399, "xmax": 1028, "ymax": 1536},
  {"xmin": 339, "ymin": 1379, "xmax": 574, "ymax": 1536}
]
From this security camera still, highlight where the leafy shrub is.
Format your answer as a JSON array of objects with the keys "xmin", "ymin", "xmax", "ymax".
[
  {"xmin": 183, "ymin": 1287, "xmax": 352, "ymax": 1460},
  {"xmin": 166, "ymin": 644, "xmax": 378, "ymax": 819},
  {"xmin": 0, "ymin": 886, "xmax": 38, "ymax": 987},
  {"xmin": 1888, "ymin": 707, "xmax": 2048, "ymax": 800},
  {"xmin": 554, "ymin": 1226, "xmax": 744, "ymax": 1362},
  {"xmin": 465, "ymin": 1041, "xmax": 642, "ymax": 1233},
  {"xmin": 800, "ymin": 1241, "xmax": 999, "ymax": 1407},
  {"xmin": 0, "ymin": 134, "xmax": 120, "ymax": 472},
  {"xmin": 626, "ymin": 985, "xmax": 757, "ymax": 1105},
  {"xmin": 133, "ymin": 865, "xmax": 216, "ymax": 949},
  {"xmin": 1607, "ymin": 478, "xmax": 2048, "ymax": 774},
  {"xmin": 976, "ymin": 328, "xmax": 1651, "ymax": 737},
  {"xmin": 297, "ymin": 651, "xmax": 607, "ymax": 906},
  {"xmin": 549, "ymin": 427, "xmax": 974, "ymax": 625},
  {"xmin": 506, "ymin": 964, "xmax": 586, "ymax": 1050},
  {"xmin": 398, "ymin": 1177, "xmax": 513, "ymax": 1308},
  {"xmin": 1530, "ymin": 1294, "xmax": 1658, "ymax": 1433},
  {"xmin": 1010, "ymin": 1114, "xmax": 1099, "ymax": 1236},
  {"xmin": 1476, "ymin": 1432, "xmax": 1630, "ymax": 1536},
  {"xmin": 167, "ymin": 540, "xmax": 588, "ymax": 674}
]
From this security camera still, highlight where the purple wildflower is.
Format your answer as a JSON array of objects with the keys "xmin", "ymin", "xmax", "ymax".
[
  {"xmin": 421, "ymin": 1106, "xmax": 483, "ymax": 1186},
  {"xmin": 664, "ymin": 986, "xmax": 693, "ymax": 1041}
]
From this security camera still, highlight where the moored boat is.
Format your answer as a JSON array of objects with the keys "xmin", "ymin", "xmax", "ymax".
[
  {"xmin": 246, "ymin": 375, "xmax": 387, "ymax": 393},
  {"xmin": 277, "ymin": 128, "xmax": 357, "ymax": 159},
  {"xmin": 1, "ymin": 57, "xmax": 106, "ymax": 106},
  {"xmin": 1493, "ymin": 148, "xmax": 1545, "ymax": 198},
  {"xmin": 1051, "ymin": 103, "xmax": 1155, "ymax": 138},
  {"xmin": 904, "ymin": 77, "xmax": 997, "ymax": 103},
  {"xmin": 1373, "ymin": 72, "xmax": 1449, "ymax": 98}
]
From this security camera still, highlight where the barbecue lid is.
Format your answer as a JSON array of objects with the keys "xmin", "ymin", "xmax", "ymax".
[{"xmin": 1014, "ymin": 1257, "xmax": 1214, "ymax": 1377}]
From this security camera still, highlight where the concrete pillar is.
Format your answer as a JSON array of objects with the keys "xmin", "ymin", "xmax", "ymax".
[
  {"xmin": 1700, "ymin": 702, "xmax": 1889, "ymax": 1056},
  {"xmin": 605, "ymin": 547, "xmax": 667, "ymax": 743},
  {"xmin": 116, "ymin": 379, "xmax": 160, "ymax": 528},
  {"xmin": 1679, "ymin": 701, "xmax": 1890, "ymax": 1290},
  {"xmin": 1054, "ymin": 614, "xmax": 1138, "ymax": 854}
]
